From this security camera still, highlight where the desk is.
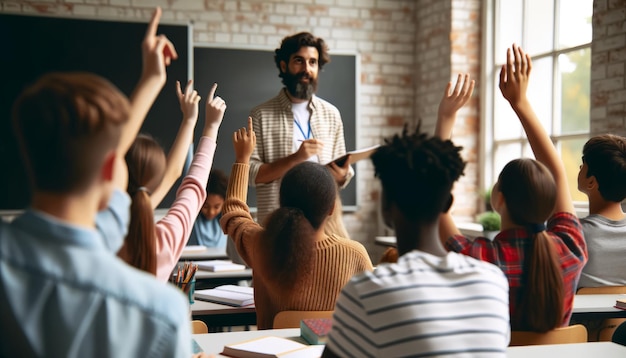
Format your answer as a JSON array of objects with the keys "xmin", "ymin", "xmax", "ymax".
[
  {"xmin": 191, "ymin": 299, "xmax": 256, "ymax": 329},
  {"xmin": 375, "ymin": 222, "xmax": 485, "ymax": 247},
  {"xmin": 571, "ymin": 294, "xmax": 626, "ymax": 320},
  {"xmin": 180, "ymin": 246, "xmax": 229, "ymax": 261},
  {"xmin": 193, "ymin": 328, "xmax": 302, "ymax": 356},
  {"xmin": 506, "ymin": 342, "xmax": 626, "ymax": 357}
]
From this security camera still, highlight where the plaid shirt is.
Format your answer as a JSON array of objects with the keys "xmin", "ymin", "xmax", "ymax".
[
  {"xmin": 248, "ymin": 89, "xmax": 353, "ymax": 223},
  {"xmin": 446, "ymin": 212, "xmax": 587, "ymax": 328}
]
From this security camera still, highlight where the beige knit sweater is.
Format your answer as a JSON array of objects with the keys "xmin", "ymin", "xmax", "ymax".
[{"xmin": 220, "ymin": 163, "xmax": 373, "ymax": 329}]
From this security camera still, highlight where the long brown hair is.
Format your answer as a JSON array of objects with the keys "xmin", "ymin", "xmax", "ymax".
[
  {"xmin": 258, "ymin": 162, "xmax": 336, "ymax": 289},
  {"xmin": 498, "ymin": 158, "xmax": 563, "ymax": 332},
  {"xmin": 117, "ymin": 134, "xmax": 166, "ymax": 275}
]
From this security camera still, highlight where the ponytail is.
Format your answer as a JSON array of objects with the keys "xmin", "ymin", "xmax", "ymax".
[
  {"xmin": 118, "ymin": 190, "xmax": 157, "ymax": 275},
  {"xmin": 259, "ymin": 207, "xmax": 316, "ymax": 288},
  {"xmin": 514, "ymin": 231, "xmax": 564, "ymax": 332}
]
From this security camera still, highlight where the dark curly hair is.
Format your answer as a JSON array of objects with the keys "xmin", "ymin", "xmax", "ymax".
[
  {"xmin": 274, "ymin": 32, "xmax": 330, "ymax": 80},
  {"xmin": 371, "ymin": 122, "xmax": 466, "ymax": 222}
]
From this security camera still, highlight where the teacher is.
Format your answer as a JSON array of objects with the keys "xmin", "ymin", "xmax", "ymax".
[{"xmin": 248, "ymin": 32, "xmax": 353, "ymax": 224}]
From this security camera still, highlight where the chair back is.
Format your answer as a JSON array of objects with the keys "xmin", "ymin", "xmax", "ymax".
[
  {"xmin": 191, "ymin": 320, "xmax": 208, "ymax": 334},
  {"xmin": 509, "ymin": 324, "xmax": 588, "ymax": 346},
  {"xmin": 613, "ymin": 321, "xmax": 626, "ymax": 346},
  {"xmin": 273, "ymin": 310, "xmax": 334, "ymax": 329},
  {"xmin": 577, "ymin": 286, "xmax": 626, "ymax": 294},
  {"xmin": 577, "ymin": 286, "xmax": 626, "ymax": 341}
]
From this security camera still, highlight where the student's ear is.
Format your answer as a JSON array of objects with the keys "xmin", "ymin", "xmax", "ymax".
[
  {"xmin": 101, "ymin": 151, "xmax": 116, "ymax": 182},
  {"xmin": 585, "ymin": 175, "xmax": 598, "ymax": 191},
  {"xmin": 280, "ymin": 60, "xmax": 287, "ymax": 74},
  {"xmin": 443, "ymin": 194, "xmax": 454, "ymax": 213}
]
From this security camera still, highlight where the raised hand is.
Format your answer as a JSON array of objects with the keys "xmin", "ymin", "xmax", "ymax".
[
  {"xmin": 233, "ymin": 117, "xmax": 257, "ymax": 164},
  {"xmin": 499, "ymin": 43, "xmax": 532, "ymax": 108},
  {"xmin": 435, "ymin": 73, "xmax": 475, "ymax": 140},
  {"xmin": 176, "ymin": 80, "xmax": 201, "ymax": 123},
  {"xmin": 141, "ymin": 7, "xmax": 178, "ymax": 83},
  {"xmin": 203, "ymin": 83, "xmax": 226, "ymax": 139},
  {"xmin": 438, "ymin": 73, "xmax": 475, "ymax": 120},
  {"xmin": 295, "ymin": 138, "xmax": 324, "ymax": 162}
]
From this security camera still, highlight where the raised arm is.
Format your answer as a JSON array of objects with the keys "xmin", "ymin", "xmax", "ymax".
[
  {"xmin": 499, "ymin": 44, "xmax": 574, "ymax": 215},
  {"xmin": 150, "ymin": 80, "xmax": 200, "ymax": 208},
  {"xmin": 435, "ymin": 74, "xmax": 475, "ymax": 242},
  {"xmin": 116, "ymin": 6, "xmax": 178, "ymax": 165}
]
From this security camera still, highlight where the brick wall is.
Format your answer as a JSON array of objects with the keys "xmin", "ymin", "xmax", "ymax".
[{"xmin": 591, "ymin": 0, "xmax": 626, "ymax": 136}]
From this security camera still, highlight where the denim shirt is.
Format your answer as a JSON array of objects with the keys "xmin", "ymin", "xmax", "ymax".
[{"xmin": 0, "ymin": 206, "xmax": 192, "ymax": 357}]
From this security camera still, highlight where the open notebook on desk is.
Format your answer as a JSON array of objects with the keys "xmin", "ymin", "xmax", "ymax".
[{"xmin": 222, "ymin": 336, "xmax": 324, "ymax": 358}]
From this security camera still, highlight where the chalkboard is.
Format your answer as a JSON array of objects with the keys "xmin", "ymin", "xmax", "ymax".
[
  {"xmin": 193, "ymin": 46, "xmax": 357, "ymax": 209},
  {"xmin": 0, "ymin": 13, "xmax": 190, "ymax": 211}
]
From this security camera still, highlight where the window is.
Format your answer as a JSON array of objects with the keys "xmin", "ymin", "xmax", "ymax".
[{"xmin": 483, "ymin": 0, "xmax": 592, "ymax": 203}]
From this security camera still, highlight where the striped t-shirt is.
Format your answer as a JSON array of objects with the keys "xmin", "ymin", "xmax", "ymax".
[{"xmin": 325, "ymin": 250, "xmax": 510, "ymax": 358}]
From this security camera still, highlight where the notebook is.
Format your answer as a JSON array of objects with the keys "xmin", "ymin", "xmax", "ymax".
[
  {"xmin": 195, "ymin": 259, "xmax": 246, "ymax": 272},
  {"xmin": 194, "ymin": 285, "xmax": 254, "ymax": 306},
  {"xmin": 221, "ymin": 336, "xmax": 324, "ymax": 358},
  {"xmin": 327, "ymin": 144, "xmax": 381, "ymax": 166}
]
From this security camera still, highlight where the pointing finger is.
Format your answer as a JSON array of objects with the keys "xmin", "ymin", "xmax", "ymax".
[{"xmin": 145, "ymin": 7, "xmax": 161, "ymax": 40}]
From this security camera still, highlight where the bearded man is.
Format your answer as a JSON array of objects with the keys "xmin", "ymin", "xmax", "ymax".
[{"xmin": 248, "ymin": 32, "xmax": 353, "ymax": 224}]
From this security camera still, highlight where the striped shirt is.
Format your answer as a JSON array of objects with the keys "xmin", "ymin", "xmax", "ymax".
[
  {"xmin": 249, "ymin": 89, "xmax": 353, "ymax": 224},
  {"xmin": 326, "ymin": 251, "xmax": 510, "ymax": 358}
]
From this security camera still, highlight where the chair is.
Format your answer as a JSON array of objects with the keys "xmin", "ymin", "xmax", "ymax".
[
  {"xmin": 191, "ymin": 320, "xmax": 208, "ymax": 334},
  {"xmin": 577, "ymin": 286, "xmax": 626, "ymax": 341},
  {"xmin": 272, "ymin": 310, "xmax": 334, "ymax": 329},
  {"xmin": 509, "ymin": 324, "xmax": 588, "ymax": 346}
]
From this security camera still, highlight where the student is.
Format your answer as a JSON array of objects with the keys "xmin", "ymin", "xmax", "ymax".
[
  {"xmin": 249, "ymin": 32, "xmax": 353, "ymax": 224},
  {"xmin": 187, "ymin": 168, "xmax": 229, "ymax": 248},
  {"xmin": 0, "ymin": 8, "xmax": 199, "ymax": 357},
  {"xmin": 221, "ymin": 118, "xmax": 373, "ymax": 329},
  {"xmin": 118, "ymin": 81, "xmax": 226, "ymax": 282},
  {"xmin": 323, "ymin": 77, "xmax": 510, "ymax": 358},
  {"xmin": 577, "ymin": 134, "xmax": 626, "ymax": 288},
  {"xmin": 439, "ymin": 45, "xmax": 587, "ymax": 332}
]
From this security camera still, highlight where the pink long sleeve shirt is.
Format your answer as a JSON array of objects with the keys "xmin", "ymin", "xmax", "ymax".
[{"xmin": 155, "ymin": 136, "xmax": 216, "ymax": 282}]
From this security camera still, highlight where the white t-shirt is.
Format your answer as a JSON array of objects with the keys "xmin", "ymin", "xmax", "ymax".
[
  {"xmin": 291, "ymin": 102, "xmax": 318, "ymax": 163},
  {"xmin": 325, "ymin": 250, "xmax": 511, "ymax": 358}
]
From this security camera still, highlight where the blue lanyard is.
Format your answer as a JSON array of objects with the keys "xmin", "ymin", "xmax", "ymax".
[{"xmin": 294, "ymin": 119, "xmax": 311, "ymax": 140}]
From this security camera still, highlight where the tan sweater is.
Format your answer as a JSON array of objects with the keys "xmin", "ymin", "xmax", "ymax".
[{"xmin": 220, "ymin": 163, "xmax": 373, "ymax": 329}]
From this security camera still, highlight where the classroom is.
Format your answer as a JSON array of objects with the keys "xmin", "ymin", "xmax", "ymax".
[{"xmin": 1, "ymin": 0, "xmax": 626, "ymax": 357}]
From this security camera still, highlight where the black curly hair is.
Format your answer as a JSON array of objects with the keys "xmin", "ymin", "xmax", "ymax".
[{"xmin": 371, "ymin": 122, "xmax": 466, "ymax": 222}]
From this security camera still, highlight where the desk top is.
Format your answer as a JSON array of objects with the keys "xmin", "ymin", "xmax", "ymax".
[
  {"xmin": 194, "ymin": 330, "xmax": 626, "ymax": 357},
  {"xmin": 573, "ymin": 293, "xmax": 626, "ymax": 313},
  {"xmin": 506, "ymin": 342, "xmax": 626, "ymax": 358},
  {"xmin": 193, "ymin": 328, "xmax": 302, "ymax": 357},
  {"xmin": 180, "ymin": 246, "xmax": 229, "ymax": 261}
]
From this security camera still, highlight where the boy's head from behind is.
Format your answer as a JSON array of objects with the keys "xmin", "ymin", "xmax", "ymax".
[
  {"xmin": 371, "ymin": 124, "xmax": 466, "ymax": 225},
  {"xmin": 579, "ymin": 134, "xmax": 626, "ymax": 203},
  {"xmin": 12, "ymin": 72, "xmax": 129, "ymax": 208},
  {"xmin": 201, "ymin": 168, "xmax": 228, "ymax": 220}
]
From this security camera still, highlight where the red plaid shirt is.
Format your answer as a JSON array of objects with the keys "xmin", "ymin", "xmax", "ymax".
[{"xmin": 446, "ymin": 212, "xmax": 587, "ymax": 328}]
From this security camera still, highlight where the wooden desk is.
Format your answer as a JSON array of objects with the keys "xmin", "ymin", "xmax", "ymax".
[
  {"xmin": 193, "ymin": 328, "xmax": 303, "ymax": 356},
  {"xmin": 506, "ymin": 342, "xmax": 626, "ymax": 357},
  {"xmin": 571, "ymin": 294, "xmax": 626, "ymax": 320},
  {"xmin": 180, "ymin": 246, "xmax": 229, "ymax": 261},
  {"xmin": 191, "ymin": 299, "xmax": 256, "ymax": 329}
]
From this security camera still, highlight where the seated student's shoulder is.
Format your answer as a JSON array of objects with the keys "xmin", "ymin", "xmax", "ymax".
[{"xmin": 80, "ymin": 253, "xmax": 189, "ymax": 326}]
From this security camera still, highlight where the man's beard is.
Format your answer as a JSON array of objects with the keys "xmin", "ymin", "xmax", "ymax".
[{"xmin": 283, "ymin": 71, "xmax": 317, "ymax": 100}]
